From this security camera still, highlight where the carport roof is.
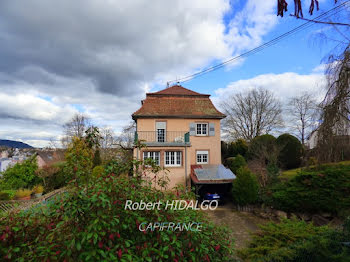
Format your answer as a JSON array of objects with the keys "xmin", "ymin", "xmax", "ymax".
[{"xmin": 191, "ymin": 164, "xmax": 236, "ymax": 184}]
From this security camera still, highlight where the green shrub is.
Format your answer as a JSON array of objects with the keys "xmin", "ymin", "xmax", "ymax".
[
  {"xmin": 268, "ymin": 164, "xmax": 350, "ymax": 215},
  {"xmin": 230, "ymin": 139, "xmax": 248, "ymax": 158},
  {"xmin": 277, "ymin": 133, "xmax": 302, "ymax": 169},
  {"xmin": 307, "ymin": 156, "xmax": 318, "ymax": 166},
  {"xmin": 37, "ymin": 163, "xmax": 70, "ymax": 192},
  {"xmin": 92, "ymin": 165, "xmax": 104, "ymax": 178},
  {"xmin": 227, "ymin": 154, "xmax": 246, "ymax": 174},
  {"xmin": 232, "ymin": 167, "xmax": 259, "ymax": 205},
  {"xmin": 239, "ymin": 218, "xmax": 350, "ymax": 261},
  {"xmin": 0, "ymin": 192, "xmax": 11, "ymax": 200},
  {"xmin": 0, "ymin": 156, "xmax": 40, "ymax": 190},
  {"xmin": 222, "ymin": 139, "xmax": 248, "ymax": 160},
  {"xmin": 92, "ymin": 149, "xmax": 102, "ymax": 167},
  {"xmin": 65, "ymin": 137, "xmax": 93, "ymax": 185},
  {"xmin": 248, "ymin": 134, "xmax": 278, "ymax": 164},
  {"xmin": 0, "ymin": 174, "xmax": 234, "ymax": 261},
  {"xmin": 0, "ymin": 190, "xmax": 15, "ymax": 200},
  {"xmin": 266, "ymin": 162, "xmax": 280, "ymax": 185}
]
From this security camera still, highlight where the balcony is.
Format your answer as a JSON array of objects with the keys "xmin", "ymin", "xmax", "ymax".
[{"xmin": 134, "ymin": 131, "xmax": 190, "ymax": 147}]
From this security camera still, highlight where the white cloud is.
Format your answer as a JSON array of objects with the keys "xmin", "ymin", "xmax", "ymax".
[
  {"xmin": 0, "ymin": 93, "xmax": 77, "ymax": 122},
  {"xmin": 0, "ymin": 0, "xmax": 280, "ymax": 147},
  {"xmin": 214, "ymin": 72, "xmax": 327, "ymax": 106},
  {"xmin": 224, "ymin": 0, "xmax": 278, "ymax": 55},
  {"xmin": 212, "ymin": 71, "xmax": 327, "ymax": 139}
]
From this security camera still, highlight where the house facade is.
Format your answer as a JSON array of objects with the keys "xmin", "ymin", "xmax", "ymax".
[
  {"xmin": 132, "ymin": 85, "xmax": 226, "ymax": 189},
  {"xmin": 307, "ymin": 117, "xmax": 350, "ymax": 149}
]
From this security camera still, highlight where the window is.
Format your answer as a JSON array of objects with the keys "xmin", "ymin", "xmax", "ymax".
[
  {"xmin": 196, "ymin": 123, "xmax": 208, "ymax": 136},
  {"xmin": 156, "ymin": 121, "xmax": 166, "ymax": 142},
  {"xmin": 143, "ymin": 151, "xmax": 160, "ymax": 165},
  {"xmin": 157, "ymin": 129, "xmax": 165, "ymax": 142},
  {"xmin": 196, "ymin": 151, "xmax": 209, "ymax": 164},
  {"xmin": 165, "ymin": 151, "xmax": 182, "ymax": 167}
]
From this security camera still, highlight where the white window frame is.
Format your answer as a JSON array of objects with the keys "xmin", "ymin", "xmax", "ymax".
[
  {"xmin": 156, "ymin": 129, "xmax": 165, "ymax": 142},
  {"xmin": 196, "ymin": 150, "xmax": 209, "ymax": 164},
  {"xmin": 165, "ymin": 151, "xmax": 182, "ymax": 167},
  {"xmin": 196, "ymin": 123, "xmax": 208, "ymax": 136},
  {"xmin": 143, "ymin": 151, "xmax": 160, "ymax": 166}
]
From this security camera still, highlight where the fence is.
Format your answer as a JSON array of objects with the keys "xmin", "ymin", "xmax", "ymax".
[
  {"xmin": 135, "ymin": 131, "xmax": 188, "ymax": 144},
  {"xmin": 0, "ymin": 187, "xmax": 67, "ymax": 213}
]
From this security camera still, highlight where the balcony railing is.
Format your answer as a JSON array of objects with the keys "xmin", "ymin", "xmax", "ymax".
[{"xmin": 134, "ymin": 131, "xmax": 190, "ymax": 146}]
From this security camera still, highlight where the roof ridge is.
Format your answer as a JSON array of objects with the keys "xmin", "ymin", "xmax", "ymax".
[{"xmin": 147, "ymin": 85, "xmax": 210, "ymax": 96}]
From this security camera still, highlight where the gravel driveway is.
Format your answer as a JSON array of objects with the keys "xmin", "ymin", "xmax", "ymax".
[{"xmin": 205, "ymin": 203, "xmax": 269, "ymax": 249}]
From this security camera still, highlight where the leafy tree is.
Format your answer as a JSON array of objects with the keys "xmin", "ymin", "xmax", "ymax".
[
  {"xmin": 92, "ymin": 149, "xmax": 102, "ymax": 167},
  {"xmin": 232, "ymin": 166, "xmax": 259, "ymax": 205},
  {"xmin": 65, "ymin": 137, "xmax": 93, "ymax": 185},
  {"xmin": 277, "ymin": 134, "xmax": 303, "ymax": 169},
  {"xmin": 248, "ymin": 134, "xmax": 278, "ymax": 165},
  {"xmin": 227, "ymin": 154, "xmax": 246, "ymax": 174},
  {"xmin": 222, "ymin": 139, "xmax": 248, "ymax": 162},
  {"xmin": 35, "ymin": 163, "xmax": 69, "ymax": 192},
  {"xmin": 0, "ymin": 156, "xmax": 40, "ymax": 190}
]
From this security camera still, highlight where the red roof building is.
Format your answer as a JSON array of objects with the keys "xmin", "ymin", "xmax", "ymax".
[{"xmin": 132, "ymin": 85, "xmax": 231, "ymax": 191}]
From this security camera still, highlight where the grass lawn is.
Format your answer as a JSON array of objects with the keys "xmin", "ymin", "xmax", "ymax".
[{"xmin": 281, "ymin": 160, "xmax": 350, "ymax": 180}]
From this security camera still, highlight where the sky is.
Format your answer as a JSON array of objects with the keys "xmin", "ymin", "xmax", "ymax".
[{"xmin": 0, "ymin": 0, "xmax": 349, "ymax": 147}]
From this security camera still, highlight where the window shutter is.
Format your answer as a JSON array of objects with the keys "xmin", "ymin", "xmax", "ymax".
[
  {"xmin": 189, "ymin": 123, "xmax": 196, "ymax": 136},
  {"xmin": 209, "ymin": 123, "xmax": 215, "ymax": 136}
]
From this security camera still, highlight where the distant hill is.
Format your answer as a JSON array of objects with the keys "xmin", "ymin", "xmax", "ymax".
[{"xmin": 0, "ymin": 140, "xmax": 33, "ymax": 149}]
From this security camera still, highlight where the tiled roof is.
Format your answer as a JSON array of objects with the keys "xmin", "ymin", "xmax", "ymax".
[
  {"xmin": 37, "ymin": 150, "xmax": 65, "ymax": 165},
  {"xmin": 148, "ymin": 85, "xmax": 208, "ymax": 96},
  {"xmin": 132, "ymin": 85, "xmax": 225, "ymax": 119}
]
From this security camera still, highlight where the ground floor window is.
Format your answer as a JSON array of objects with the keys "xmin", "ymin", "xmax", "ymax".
[
  {"xmin": 143, "ymin": 151, "xmax": 160, "ymax": 165},
  {"xmin": 165, "ymin": 151, "xmax": 182, "ymax": 167},
  {"xmin": 196, "ymin": 150, "xmax": 209, "ymax": 164}
]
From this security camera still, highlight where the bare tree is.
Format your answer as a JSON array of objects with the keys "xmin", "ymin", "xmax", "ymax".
[
  {"xmin": 61, "ymin": 113, "xmax": 91, "ymax": 147},
  {"xmin": 221, "ymin": 88, "xmax": 283, "ymax": 141},
  {"xmin": 99, "ymin": 127, "xmax": 116, "ymax": 149},
  {"xmin": 288, "ymin": 92, "xmax": 317, "ymax": 145},
  {"xmin": 115, "ymin": 122, "xmax": 136, "ymax": 149}
]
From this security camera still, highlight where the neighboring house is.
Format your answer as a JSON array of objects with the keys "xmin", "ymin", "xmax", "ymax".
[
  {"xmin": 0, "ymin": 158, "xmax": 13, "ymax": 173},
  {"xmin": 132, "ymin": 85, "xmax": 235, "ymax": 190},
  {"xmin": 0, "ymin": 150, "xmax": 9, "ymax": 158},
  {"xmin": 36, "ymin": 150, "xmax": 65, "ymax": 168},
  {"xmin": 307, "ymin": 117, "xmax": 350, "ymax": 149}
]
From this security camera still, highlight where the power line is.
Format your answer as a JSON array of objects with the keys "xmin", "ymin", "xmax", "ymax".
[
  {"xmin": 167, "ymin": 1, "xmax": 350, "ymax": 85},
  {"xmin": 290, "ymin": 14, "xmax": 350, "ymax": 26}
]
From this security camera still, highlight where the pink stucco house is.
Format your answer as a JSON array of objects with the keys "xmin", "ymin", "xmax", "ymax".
[{"xmin": 132, "ymin": 85, "xmax": 235, "ymax": 190}]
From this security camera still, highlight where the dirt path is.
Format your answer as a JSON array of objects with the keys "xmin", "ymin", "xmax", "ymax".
[{"xmin": 205, "ymin": 204, "xmax": 270, "ymax": 249}]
